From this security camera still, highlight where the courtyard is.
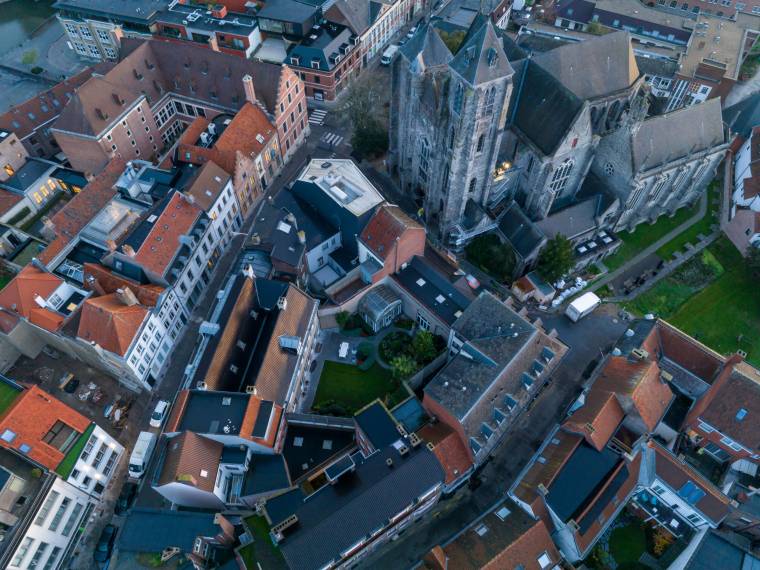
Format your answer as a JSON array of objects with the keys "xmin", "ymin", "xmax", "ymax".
[{"xmin": 312, "ymin": 360, "xmax": 407, "ymax": 415}]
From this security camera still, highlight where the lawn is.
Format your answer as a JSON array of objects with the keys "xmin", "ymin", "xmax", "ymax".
[
  {"xmin": 239, "ymin": 516, "xmax": 286, "ymax": 570},
  {"xmin": 313, "ymin": 360, "xmax": 403, "ymax": 415},
  {"xmin": 609, "ymin": 523, "xmax": 648, "ymax": 568},
  {"xmin": 626, "ymin": 237, "xmax": 760, "ymax": 367},
  {"xmin": 669, "ymin": 237, "xmax": 760, "ymax": 367},
  {"xmin": 56, "ymin": 423, "xmax": 95, "ymax": 479},
  {"xmin": 656, "ymin": 182, "xmax": 719, "ymax": 260},
  {"xmin": 604, "ymin": 205, "xmax": 698, "ymax": 271},
  {"xmin": 0, "ymin": 380, "xmax": 21, "ymax": 415}
]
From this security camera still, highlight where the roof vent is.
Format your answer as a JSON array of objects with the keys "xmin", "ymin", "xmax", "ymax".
[
  {"xmin": 222, "ymin": 397, "xmax": 232, "ymax": 406},
  {"xmin": 255, "ymin": 134, "xmax": 265, "ymax": 144},
  {"xmin": 386, "ymin": 457, "xmax": 394, "ymax": 468},
  {"xmin": 631, "ymin": 348, "xmax": 649, "ymax": 361},
  {"xmin": 245, "ymin": 385, "xmax": 255, "ymax": 394},
  {"xmin": 277, "ymin": 296, "xmax": 287, "ymax": 310}
]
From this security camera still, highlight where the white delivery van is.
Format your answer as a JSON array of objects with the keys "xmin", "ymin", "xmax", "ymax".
[
  {"xmin": 565, "ymin": 292, "xmax": 601, "ymax": 322},
  {"xmin": 128, "ymin": 431, "xmax": 157, "ymax": 480},
  {"xmin": 381, "ymin": 44, "xmax": 400, "ymax": 65}
]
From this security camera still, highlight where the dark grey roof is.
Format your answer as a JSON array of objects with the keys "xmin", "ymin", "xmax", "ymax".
[
  {"xmin": 546, "ymin": 441, "xmax": 622, "ymax": 523},
  {"xmin": 449, "ymin": 19, "xmax": 514, "ymax": 85},
  {"xmin": 632, "ymin": 98, "xmax": 725, "ymax": 171},
  {"xmin": 534, "ymin": 31, "xmax": 639, "ymax": 101},
  {"xmin": 287, "ymin": 22, "xmax": 354, "ymax": 71},
  {"xmin": 276, "ymin": 445, "xmax": 444, "ymax": 570},
  {"xmin": 53, "ymin": 0, "xmax": 169, "ymax": 23},
  {"xmin": 392, "ymin": 256, "xmax": 471, "ymax": 326},
  {"xmin": 355, "ymin": 401, "xmax": 400, "ymax": 449},
  {"xmin": 253, "ymin": 401, "xmax": 275, "ymax": 438},
  {"xmin": 177, "ymin": 391, "xmax": 249, "ymax": 435},
  {"xmin": 425, "ymin": 292, "xmax": 538, "ymax": 420},
  {"xmin": 496, "ymin": 201, "xmax": 545, "ymax": 259},
  {"xmin": 220, "ymin": 447, "xmax": 247, "ymax": 465},
  {"xmin": 242, "ymin": 454, "xmax": 290, "ymax": 497},
  {"xmin": 724, "ymin": 92, "xmax": 760, "ymax": 140},
  {"xmin": 556, "ymin": 0, "xmax": 595, "ymax": 22},
  {"xmin": 516, "ymin": 33, "xmax": 572, "ymax": 55},
  {"xmin": 461, "ymin": 13, "xmax": 525, "ymax": 63},
  {"xmin": 512, "ymin": 60, "xmax": 584, "ymax": 156},
  {"xmin": 536, "ymin": 197, "xmax": 599, "ymax": 240},
  {"xmin": 684, "ymin": 531, "xmax": 760, "ymax": 570},
  {"xmin": 117, "ymin": 508, "xmax": 218, "ymax": 553},
  {"xmin": 392, "ymin": 397, "xmax": 429, "ymax": 433},
  {"xmin": 400, "ymin": 24, "xmax": 453, "ymax": 70},
  {"xmin": 281, "ymin": 419, "xmax": 356, "ymax": 482},
  {"xmin": 327, "ymin": 0, "xmax": 379, "ymax": 36},
  {"xmin": 256, "ymin": 0, "xmax": 318, "ymax": 23},
  {"xmin": 1, "ymin": 158, "xmax": 56, "ymax": 193}
]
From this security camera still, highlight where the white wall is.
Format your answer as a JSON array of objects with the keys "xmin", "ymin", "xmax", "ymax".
[
  {"xmin": 154, "ymin": 481, "xmax": 225, "ymax": 509},
  {"xmin": 67, "ymin": 425, "xmax": 124, "ymax": 498},
  {"xmin": 306, "ymin": 233, "xmax": 341, "ymax": 272},
  {"xmin": 7, "ymin": 478, "xmax": 92, "ymax": 570}
]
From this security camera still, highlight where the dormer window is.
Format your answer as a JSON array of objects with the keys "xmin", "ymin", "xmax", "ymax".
[
  {"xmin": 290, "ymin": 56, "xmax": 300, "ymax": 66},
  {"xmin": 487, "ymin": 48, "xmax": 498, "ymax": 68},
  {"xmin": 311, "ymin": 59, "xmax": 320, "ymax": 70}
]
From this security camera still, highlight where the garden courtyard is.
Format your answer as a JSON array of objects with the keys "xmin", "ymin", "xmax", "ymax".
[{"xmin": 311, "ymin": 317, "xmax": 445, "ymax": 416}]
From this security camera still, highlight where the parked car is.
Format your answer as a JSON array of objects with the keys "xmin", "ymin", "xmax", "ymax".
[
  {"xmin": 407, "ymin": 25, "xmax": 418, "ymax": 38},
  {"xmin": 94, "ymin": 524, "xmax": 117, "ymax": 564},
  {"xmin": 149, "ymin": 399, "xmax": 170, "ymax": 428},
  {"xmin": 114, "ymin": 482, "xmax": 138, "ymax": 516}
]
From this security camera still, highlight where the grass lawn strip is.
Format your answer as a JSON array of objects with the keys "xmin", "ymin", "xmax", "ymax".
[
  {"xmin": 604, "ymin": 206, "xmax": 697, "ymax": 271},
  {"xmin": 656, "ymin": 183, "xmax": 719, "ymax": 260},
  {"xmin": 314, "ymin": 360, "xmax": 398, "ymax": 414},
  {"xmin": 608, "ymin": 522, "xmax": 647, "ymax": 567},
  {"xmin": 56, "ymin": 423, "xmax": 95, "ymax": 478},
  {"xmin": 0, "ymin": 381, "xmax": 21, "ymax": 415},
  {"xmin": 240, "ymin": 515, "xmax": 286, "ymax": 570}
]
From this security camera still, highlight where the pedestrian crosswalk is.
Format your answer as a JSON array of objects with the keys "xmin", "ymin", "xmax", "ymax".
[
  {"xmin": 320, "ymin": 132, "xmax": 344, "ymax": 147},
  {"xmin": 309, "ymin": 109, "xmax": 328, "ymax": 125}
]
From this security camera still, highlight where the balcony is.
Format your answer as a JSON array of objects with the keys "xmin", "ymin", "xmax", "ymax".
[{"xmin": 631, "ymin": 491, "xmax": 696, "ymax": 540}]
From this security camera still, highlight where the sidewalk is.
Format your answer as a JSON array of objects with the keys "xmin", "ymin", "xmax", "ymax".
[{"xmin": 589, "ymin": 191, "xmax": 709, "ymax": 294}]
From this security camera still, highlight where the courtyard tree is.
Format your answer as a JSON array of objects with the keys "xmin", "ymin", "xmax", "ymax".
[
  {"xmin": 412, "ymin": 330, "xmax": 437, "ymax": 364},
  {"xmin": 538, "ymin": 234, "xmax": 575, "ymax": 283},
  {"xmin": 390, "ymin": 354, "xmax": 418, "ymax": 380},
  {"xmin": 338, "ymin": 72, "xmax": 389, "ymax": 158},
  {"xmin": 747, "ymin": 246, "xmax": 760, "ymax": 277}
]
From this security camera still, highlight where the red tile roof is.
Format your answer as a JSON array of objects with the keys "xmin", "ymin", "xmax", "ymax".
[
  {"xmin": 643, "ymin": 320, "xmax": 725, "ymax": 383},
  {"xmin": 83, "ymin": 263, "xmax": 163, "ymax": 307},
  {"xmin": 185, "ymin": 161, "xmax": 231, "ymax": 212},
  {"xmin": 241, "ymin": 395, "xmax": 283, "ymax": 449},
  {"xmin": 158, "ymin": 431, "xmax": 222, "ymax": 492},
  {"xmin": 177, "ymin": 103, "xmax": 276, "ymax": 175},
  {"xmin": 0, "ymin": 384, "xmax": 91, "ymax": 471},
  {"xmin": 37, "ymin": 158, "xmax": 124, "ymax": 265},
  {"xmin": 418, "ymin": 422, "xmax": 474, "ymax": 485},
  {"xmin": 0, "ymin": 189, "xmax": 23, "ymax": 216},
  {"xmin": 563, "ymin": 390, "xmax": 625, "ymax": 452},
  {"xmin": 360, "ymin": 205, "xmax": 424, "ymax": 261},
  {"xmin": 133, "ymin": 192, "xmax": 202, "ymax": 277},
  {"xmin": 0, "ymin": 266, "xmax": 65, "ymax": 331},
  {"xmin": 77, "ymin": 293, "xmax": 148, "ymax": 356},
  {"xmin": 0, "ymin": 65, "xmax": 108, "ymax": 140},
  {"xmin": 165, "ymin": 389, "xmax": 190, "ymax": 434}
]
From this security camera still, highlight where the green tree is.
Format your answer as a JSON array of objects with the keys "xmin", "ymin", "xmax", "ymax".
[
  {"xmin": 465, "ymin": 233, "xmax": 516, "ymax": 282},
  {"xmin": 352, "ymin": 119, "xmax": 389, "ymax": 158},
  {"xmin": 336, "ymin": 311, "xmax": 350, "ymax": 329},
  {"xmin": 390, "ymin": 354, "xmax": 418, "ymax": 380},
  {"xmin": 747, "ymin": 246, "xmax": 760, "ymax": 277},
  {"xmin": 337, "ymin": 72, "xmax": 390, "ymax": 158},
  {"xmin": 412, "ymin": 330, "xmax": 437, "ymax": 364},
  {"xmin": 537, "ymin": 234, "xmax": 575, "ymax": 283}
]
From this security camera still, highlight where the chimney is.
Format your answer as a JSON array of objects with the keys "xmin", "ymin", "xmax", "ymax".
[
  {"xmin": 116, "ymin": 287, "xmax": 139, "ymax": 306},
  {"xmin": 242, "ymin": 74, "xmax": 256, "ymax": 105},
  {"xmin": 121, "ymin": 244, "xmax": 136, "ymax": 257},
  {"xmin": 86, "ymin": 275, "xmax": 107, "ymax": 296},
  {"xmin": 105, "ymin": 239, "xmax": 117, "ymax": 251},
  {"xmin": 211, "ymin": 4, "xmax": 228, "ymax": 18}
]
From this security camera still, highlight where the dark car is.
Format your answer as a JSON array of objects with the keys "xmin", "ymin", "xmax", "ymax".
[
  {"xmin": 94, "ymin": 524, "xmax": 117, "ymax": 564},
  {"xmin": 114, "ymin": 482, "xmax": 138, "ymax": 516}
]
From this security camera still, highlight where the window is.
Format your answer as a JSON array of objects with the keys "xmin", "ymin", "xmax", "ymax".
[
  {"xmin": 34, "ymin": 491, "xmax": 59, "ymax": 526},
  {"xmin": 1, "ymin": 429, "xmax": 16, "ymax": 442},
  {"xmin": 43, "ymin": 421, "xmax": 79, "ymax": 453},
  {"xmin": 416, "ymin": 311, "xmax": 430, "ymax": 331},
  {"xmin": 48, "ymin": 498, "xmax": 71, "ymax": 531},
  {"xmin": 549, "ymin": 159, "xmax": 574, "ymax": 194},
  {"xmin": 452, "ymin": 83, "xmax": 464, "ymax": 114},
  {"xmin": 537, "ymin": 552, "xmax": 553, "ymax": 569},
  {"xmin": 11, "ymin": 537, "xmax": 33, "ymax": 567},
  {"xmin": 92, "ymin": 445, "xmax": 106, "ymax": 469},
  {"xmin": 483, "ymin": 86, "xmax": 496, "ymax": 115},
  {"xmin": 42, "ymin": 547, "xmax": 61, "ymax": 570},
  {"xmin": 476, "ymin": 133, "xmax": 485, "ymax": 153},
  {"xmin": 468, "ymin": 178, "xmax": 477, "ymax": 194},
  {"xmin": 61, "ymin": 503, "xmax": 83, "ymax": 537}
]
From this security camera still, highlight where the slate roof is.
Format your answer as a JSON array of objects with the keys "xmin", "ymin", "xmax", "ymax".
[
  {"xmin": 275, "ymin": 445, "xmax": 444, "ymax": 570},
  {"xmin": 534, "ymin": 31, "xmax": 640, "ymax": 100},
  {"xmin": 158, "ymin": 431, "xmax": 222, "ymax": 492},
  {"xmin": 724, "ymin": 92, "xmax": 760, "ymax": 140},
  {"xmin": 497, "ymin": 201, "xmax": 545, "ymax": 259},
  {"xmin": 0, "ymin": 158, "xmax": 56, "ymax": 193},
  {"xmin": 512, "ymin": 59, "xmax": 584, "ymax": 156},
  {"xmin": 242, "ymin": 454, "xmax": 290, "ymax": 497},
  {"xmin": 631, "ymin": 97, "xmax": 725, "ymax": 172},
  {"xmin": 117, "ymin": 508, "xmax": 218, "ymax": 553},
  {"xmin": 536, "ymin": 197, "xmax": 600, "ymax": 241},
  {"xmin": 354, "ymin": 401, "xmax": 400, "ymax": 449},
  {"xmin": 77, "ymin": 293, "xmax": 148, "ymax": 356},
  {"xmin": 683, "ymin": 531, "xmax": 760, "ymax": 570},
  {"xmin": 324, "ymin": 0, "xmax": 382, "ymax": 36},
  {"xmin": 392, "ymin": 256, "xmax": 471, "ymax": 326},
  {"xmin": 400, "ymin": 24, "xmax": 453, "ymax": 71},
  {"xmin": 449, "ymin": 19, "xmax": 513, "ymax": 85}
]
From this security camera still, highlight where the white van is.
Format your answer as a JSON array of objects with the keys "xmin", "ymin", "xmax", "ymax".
[
  {"xmin": 565, "ymin": 292, "xmax": 601, "ymax": 322},
  {"xmin": 381, "ymin": 44, "xmax": 400, "ymax": 65},
  {"xmin": 128, "ymin": 431, "xmax": 157, "ymax": 480}
]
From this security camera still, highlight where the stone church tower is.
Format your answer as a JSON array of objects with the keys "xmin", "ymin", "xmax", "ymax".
[{"xmin": 389, "ymin": 20, "xmax": 514, "ymax": 245}]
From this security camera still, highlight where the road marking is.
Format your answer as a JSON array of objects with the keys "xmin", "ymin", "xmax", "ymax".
[
  {"xmin": 321, "ymin": 132, "xmax": 344, "ymax": 146},
  {"xmin": 309, "ymin": 109, "xmax": 328, "ymax": 125}
]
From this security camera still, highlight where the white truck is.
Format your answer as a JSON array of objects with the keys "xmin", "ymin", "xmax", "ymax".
[
  {"xmin": 565, "ymin": 292, "xmax": 601, "ymax": 322},
  {"xmin": 381, "ymin": 44, "xmax": 400, "ymax": 65},
  {"xmin": 128, "ymin": 431, "xmax": 157, "ymax": 480}
]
